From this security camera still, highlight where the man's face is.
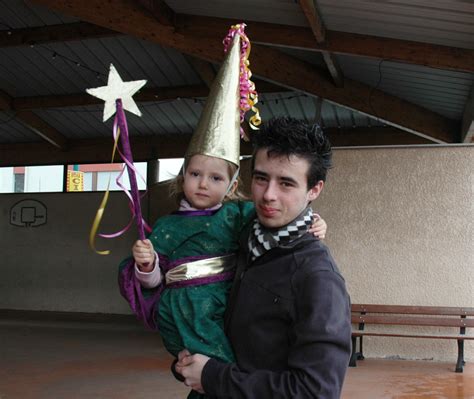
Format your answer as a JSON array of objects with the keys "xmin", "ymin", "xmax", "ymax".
[{"xmin": 251, "ymin": 149, "xmax": 323, "ymax": 229}]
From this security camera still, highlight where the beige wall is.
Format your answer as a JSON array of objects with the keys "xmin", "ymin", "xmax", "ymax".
[
  {"xmin": 317, "ymin": 146, "xmax": 473, "ymax": 362},
  {"xmin": 0, "ymin": 146, "xmax": 472, "ymax": 362}
]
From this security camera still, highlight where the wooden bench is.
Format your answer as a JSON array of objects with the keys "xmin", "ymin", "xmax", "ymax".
[{"xmin": 350, "ymin": 304, "xmax": 474, "ymax": 372}]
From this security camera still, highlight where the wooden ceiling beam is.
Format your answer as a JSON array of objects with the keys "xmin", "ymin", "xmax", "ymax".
[
  {"xmin": 461, "ymin": 86, "xmax": 474, "ymax": 143},
  {"xmin": 174, "ymin": 15, "xmax": 474, "ymax": 73},
  {"xmin": 252, "ymin": 79, "xmax": 289, "ymax": 93},
  {"xmin": 0, "ymin": 89, "xmax": 68, "ymax": 149},
  {"xmin": 185, "ymin": 56, "xmax": 287, "ymax": 92},
  {"xmin": 0, "ymin": 126, "xmax": 433, "ymax": 167},
  {"xmin": 28, "ymin": 0, "xmax": 459, "ymax": 143},
  {"xmin": 186, "ymin": 56, "xmax": 216, "ymax": 88},
  {"xmin": 136, "ymin": 0, "xmax": 175, "ymax": 26},
  {"xmin": 298, "ymin": 0, "xmax": 325, "ymax": 42},
  {"xmin": 242, "ymin": 44, "xmax": 457, "ymax": 143},
  {"xmin": 0, "ymin": 90, "xmax": 13, "ymax": 110},
  {"xmin": 2, "ymin": 13, "xmax": 472, "ymax": 74},
  {"xmin": 9, "ymin": 85, "xmax": 210, "ymax": 110},
  {"xmin": 0, "ymin": 22, "xmax": 118, "ymax": 47},
  {"xmin": 16, "ymin": 110, "xmax": 68, "ymax": 150},
  {"xmin": 327, "ymin": 126, "xmax": 432, "ymax": 147},
  {"xmin": 0, "ymin": 135, "xmax": 192, "ymax": 167},
  {"xmin": 4, "ymin": 83, "xmax": 286, "ymax": 111},
  {"xmin": 298, "ymin": 0, "xmax": 344, "ymax": 87},
  {"xmin": 324, "ymin": 30, "xmax": 474, "ymax": 74}
]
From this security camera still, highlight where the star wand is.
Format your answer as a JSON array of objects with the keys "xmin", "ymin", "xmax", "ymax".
[{"xmin": 87, "ymin": 64, "xmax": 150, "ymax": 254}]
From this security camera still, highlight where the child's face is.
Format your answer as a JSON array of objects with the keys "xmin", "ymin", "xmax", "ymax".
[{"xmin": 182, "ymin": 155, "xmax": 234, "ymax": 209}]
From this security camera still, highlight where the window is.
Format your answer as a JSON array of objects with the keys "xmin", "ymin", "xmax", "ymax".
[
  {"xmin": 0, "ymin": 159, "xmax": 187, "ymax": 194},
  {"xmin": 158, "ymin": 158, "xmax": 183, "ymax": 182},
  {"xmin": 66, "ymin": 163, "xmax": 148, "ymax": 192},
  {"xmin": 0, "ymin": 166, "xmax": 63, "ymax": 193}
]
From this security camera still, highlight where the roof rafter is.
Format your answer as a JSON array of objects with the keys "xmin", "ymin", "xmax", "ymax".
[
  {"xmin": 0, "ymin": 90, "xmax": 68, "ymax": 149},
  {"xmin": 0, "ymin": 82, "xmax": 286, "ymax": 111},
  {"xmin": 7, "ymin": 85, "xmax": 209, "ymax": 110},
  {"xmin": 175, "ymin": 15, "xmax": 474, "ymax": 74},
  {"xmin": 0, "ymin": 22, "xmax": 117, "ymax": 47},
  {"xmin": 136, "ymin": 0, "xmax": 175, "ymax": 26},
  {"xmin": 186, "ymin": 56, "xmax": 216, "ymax": 88},
  {"xmin": 28, "ymin": 0, "xmax": 458, "ymax": 143},
  {"xmin": 16, "ymin": 110, "xmax": 68, "ymax": 150},
  {"xmin": 298, "ymin": 0, "xmax": 344, "ymax": 87},
  {"xmin": 0, "ymin": 127, "xmax": 432, "ymax": 167},
  {"xmin": 0, "ymin": 90, "xmax": 13, "ymax": 110},
  {"xmin": 2, "ymin": 13, "xmax": 472, "ymax": 74}
]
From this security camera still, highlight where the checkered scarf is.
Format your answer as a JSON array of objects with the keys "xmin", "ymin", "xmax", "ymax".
[{"xmin": 248, "ymin": 207, "xmax": 314, "ymax": 262}]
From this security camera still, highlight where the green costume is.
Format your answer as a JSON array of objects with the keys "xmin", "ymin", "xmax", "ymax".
[
  {"xmin": 154, "ymin": 200, "xmax": 254, "ymax": 362},
  {"xmin": 119, "ymin": 200, "xmax": 255, "ymax": 398}
]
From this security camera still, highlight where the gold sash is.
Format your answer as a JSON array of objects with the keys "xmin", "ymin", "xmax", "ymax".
[{"xmin": 165, "ymin": 254, "xmax": 237, "ymax": 285}]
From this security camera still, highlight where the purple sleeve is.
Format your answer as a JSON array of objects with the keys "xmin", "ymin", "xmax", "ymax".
[{"xmin": 118, "ymin": 257, "xmax": 164, "ymax": 330}]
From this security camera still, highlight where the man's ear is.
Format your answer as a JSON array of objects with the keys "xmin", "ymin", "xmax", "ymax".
[{"xmin": 307, "ymin": 180, "xmax": 324, "ymax": 202}]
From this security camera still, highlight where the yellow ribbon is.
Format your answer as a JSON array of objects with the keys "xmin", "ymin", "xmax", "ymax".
[
  {"xmin": 88, "ymin": 128, "xmax": 121, "ymax": 255},
  {"xmin": 239, "ymin": 28, "xmax": 261, "ymax": 131},
  {"xmin": 229, "ymin": 24, "xmax": 262, "ymax": 140}
]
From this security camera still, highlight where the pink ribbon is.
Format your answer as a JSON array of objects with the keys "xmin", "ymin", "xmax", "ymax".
[{"xmin": 223, "ymin": 23, "xmax": 261, "ymax": 140}]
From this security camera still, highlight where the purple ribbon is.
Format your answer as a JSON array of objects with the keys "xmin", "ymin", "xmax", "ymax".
[
  {"xmin": 99, "ymin": 99, "xmax": 151, "ymax": 240},
  {"xmin": 172, "ymin": 209, "xmax": 220, "ymax": 217},
  {"xmin": 116, "ymin": 99, "xmax": 146, "ymax": 240}
]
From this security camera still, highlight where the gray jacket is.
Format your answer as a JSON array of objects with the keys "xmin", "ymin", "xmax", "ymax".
[{"xmin": 202, "ymin": 233, "xmax": 352, "ymax": 398}]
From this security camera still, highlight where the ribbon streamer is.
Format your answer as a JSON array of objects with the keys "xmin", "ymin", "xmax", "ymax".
[
  {"xmin": 223, "ymin": 23, "xmax": 261, "ymax": 141},
  {"xmin": 89, "ymin": 99, "xmax": 151, "ymax": 255},
  {"xmin": 111, "ymin": 99, "xmax": 150, "ymax": 240},
  {"xmin": 89, "ymin": 129, "xmax": 121, "ymax": 255}
]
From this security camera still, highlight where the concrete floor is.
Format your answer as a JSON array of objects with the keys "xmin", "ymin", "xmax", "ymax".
[{"xmin": 1, "ymin": 314, "xmax": 473, "ymax": 399}]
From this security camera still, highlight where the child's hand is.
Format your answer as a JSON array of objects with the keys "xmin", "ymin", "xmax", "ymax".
[
  {"xmin": 309, "ymin": 216, "xmax": 327, "ymax": 239},
  {"xmin": 132, "ymin": 239, "xmax": 155, "ymax": 272}
]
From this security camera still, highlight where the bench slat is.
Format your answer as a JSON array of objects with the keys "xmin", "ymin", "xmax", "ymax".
[
  {"xmin": 351, "ymin": 314, "xmax": 474, "ymax": 327},
  {"xmin": 351, "ymin": 304, "xmax": 474, "ymax": 316}
]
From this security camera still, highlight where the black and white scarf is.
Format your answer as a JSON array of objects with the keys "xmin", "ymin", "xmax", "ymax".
[{"xmin": 248, "ymin": 207, "xmax": 314, "ymax": 262}]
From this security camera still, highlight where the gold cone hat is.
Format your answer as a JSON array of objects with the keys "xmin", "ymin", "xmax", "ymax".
[{"xmin": 185, "ymin": 34, "xmax": 241, "ymax": 167}]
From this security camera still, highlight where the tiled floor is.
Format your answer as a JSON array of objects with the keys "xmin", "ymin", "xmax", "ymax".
[{"xmin": 1, "ymin": 314, "xmax": 472, "ymax": 399}]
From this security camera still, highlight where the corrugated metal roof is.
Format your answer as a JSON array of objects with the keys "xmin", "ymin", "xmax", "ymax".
[
  {"xmin": 163, "ymin": 0, "xmax": 474, "ymax": 50},
  {"xmin": 337, "ymin": 54, "xmax": 473, "ymax": 120},
  {"xmin": 0, "ymin": 0, "xmax": 78, "ymax": 28},
  {"xmin": 0, "ymin": 0, "xmax": 471, "ymax": 148},
  {"xmin": 25, "ymin": 92, "xmax": 382, "ymax": 143},
  {"xmin": 0, "ymin": 36, "xmax": 202, "ymax": 97},
  {"xmin": 278, "ymin": 47, "xmax": 327, "ymax": 68},
  {"xmin": 258, "ymin": 93, "xmax": 383, "ymax": 129},
  {"xmin": 32, "ymin": 98, "xmax": 202, "ymax": 139},
  {"xmin": 318, "ymin": 0, "xmax": 474, "ymax": 49}
]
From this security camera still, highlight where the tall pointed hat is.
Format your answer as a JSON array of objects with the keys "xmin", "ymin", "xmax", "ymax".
[{"xmin": 185, "ymin": 24, "xmax": 260, "ymax": 168}]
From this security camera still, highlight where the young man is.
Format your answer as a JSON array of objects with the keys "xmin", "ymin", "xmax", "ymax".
[{"xmin": 176, "ymin": 117, "xmax": 352, "ymax": 398}]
